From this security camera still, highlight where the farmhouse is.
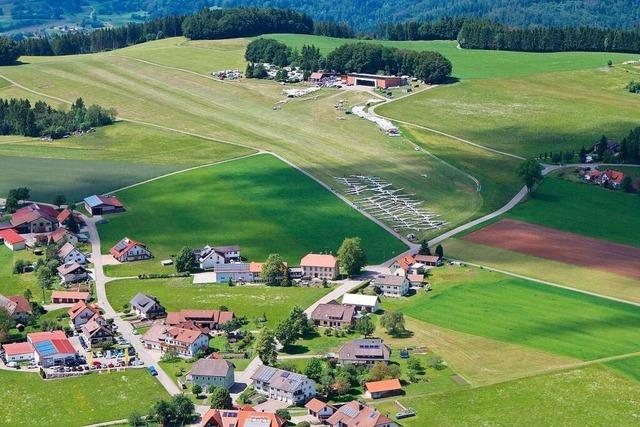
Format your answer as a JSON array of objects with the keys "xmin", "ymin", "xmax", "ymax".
[
  {"xmin": 68, "ymin": 301, "xmax": 99, "ymax": 329},
  {"xmin": 165, "ymin": 309, "xmax": 234, "ymax": 333},
  {"xmin": 200, "ymin": 407, "xmax": 286, "ymax": 427},
  {"xmin": 390, "ymin": 255, "xmax": 416, "ymax": 274},
  {"xmin": 80, "ymin": 316, "xmax": 114, "ymax": 348},
  {"xmin": 0, "ymin": 294, "xmax": 32, "ymax": 321},
  {"xmin": 58, "ymin": 242, "xmax": 86, "ymax": 265},
  {"xmin": 109, "ymin": 237, "xmax": 152, "ymax": 262},
  {"xmin": 251, "ymin": 365, "xmax": 316, "ymax": 404},
  {"xmin": 309, "ymin": 71, "xmax": 338, "ymax": 83},
  {"xmin": 194, "ymin": 263, "xmax": 255, "ymax": 283},
  {"xmin": 142, "ymin": 324, "xmax": 209, "ymax": 357},
  {"xmin": 305, "ymin": 398, "xmax": 336, "ymax": 421},
  {"xmin": 364, "ymin": 378, "xmax": 402, "ymax": 399},
  {"xmin": 130, "ymin": 293, "xmax": 165, "ymax": 319},
  {"xmin": 28, "ymin": 331, "xmax": 76, "ymax": 367},
  {"xmin": 2, "ymin": 342, "xmax": 35, "ymax": 363},
  {"xmin": 310, "ymin": 301, "xmax": 355, "ymax": 328},
  {"xmin": 338, "ymin": 338, "xmax": 391, "ymax": 365},
  {"xmin": 186, "ymin": 358, "xmax": 235, "ymax": 389},
  {"xmin": 374, "ymin": 274, "xmax": 410, "ymax": 297},
  {"xmin": 10, "ymin": 203, "xmax": 59, "ymax": 234},
  {"xmin": 56, "ymin": 208, "xmax": 83, "ymax": 228},
  {"xmin": 585, "ymin": 168, "xmax": 625, "ymax": 188},
  {"xmin": 326, "ymin": 401, "xmax": 398, "ymax": 427},
  {"xmin": 0, "ymin": 229, "xmax": 26, "ymax": 251},
  {"xmin": 300, "ymin": 253, "xmax": 339, "ymax": 280},
  {"xmin": 194, "ymin": 244, "xmax": 241, "ymax": 269},
  {"xmin": 407, "ymin": 273, "xmax": 425, "ymax": 285},
  {"xmin": 346, "ymin": 73, "xmax": 404, "ymax": 89},
  {"xmin": 414, "ymin": 254, "xmax": 443, "ymax": 266},
  {"xmin": 83, "ymin": 195, "xmax": 124, "ymax": 215},
  {"xmin": 57, "ymin": 262, "xmax": 89, "ymax": 284},
  {"xmin": 341, "ymin": 293, "xmax": 380, "ymax": 313},
  {"xmin": 48, "ymin": 227, "xmax": 79, "ymax": 246},
  {"xmin": 51, "ymin": 290, "xmax": 89, "ymax": 304}
]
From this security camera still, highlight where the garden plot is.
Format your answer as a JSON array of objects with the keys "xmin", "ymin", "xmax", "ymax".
[{"xmin": 335, "ymin": 175, "xmax": 447, "ymax": 234}]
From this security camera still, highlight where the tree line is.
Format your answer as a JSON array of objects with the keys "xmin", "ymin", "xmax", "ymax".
[
  {"xmin": 0, "ymin": 97, "xmax": 116, "ymax": 138},
  {"xmin": 376, "ymin": 17, "xmax": 467, "ymax": 41},
  {"xmin": 457, "ymin": 20, "xmax": 640, "ymax": 53}
]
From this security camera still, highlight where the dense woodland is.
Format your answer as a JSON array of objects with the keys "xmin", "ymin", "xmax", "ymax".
[{"xmin": 0, "ymin": 97, "xmax": 116, "ymax": 138}]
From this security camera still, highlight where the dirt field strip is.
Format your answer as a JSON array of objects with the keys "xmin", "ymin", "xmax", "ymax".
[{"xmin": 464, "ymin": 219, "xmax": 640, "ymax": 280}]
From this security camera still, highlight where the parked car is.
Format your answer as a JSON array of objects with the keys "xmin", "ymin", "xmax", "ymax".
[{"xmin": 147, "ymin": 366, "xmax": 158, "ymax": 376}]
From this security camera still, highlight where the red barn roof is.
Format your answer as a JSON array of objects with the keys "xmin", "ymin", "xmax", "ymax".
[{"xmin": 0, "ymin": 229, "xmax": 25, "ymax": 245}]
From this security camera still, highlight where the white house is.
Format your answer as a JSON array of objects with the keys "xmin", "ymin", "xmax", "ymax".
[
  {"xmin": 341, "ymin": 294, "xmax": 381, "ymax": 313},
  {"xmin": 373, "ymin": 275, "xmax": 410, "ymax": 297},
  {"xmin": 251, "ymin": 365, "xmax": 316, "ymax": 405},
  {"xmin": 142, "ymin": 324, "xmax": 209, "ymax": 357},
  {"xmin": 57, "ymin": 262, "xmax": 89, "ymax": 284},
  {"xmin": 194, "ymin": 245, "xmax": 241, "ymax": 270},
  {"xmin": 130, "ymin": 293, "xmax": 165, "ymax": 319},
  {"xmin": 58, "ymin": 242, "xmax": 86, "ymax": 265},
  {"xmin": 28, "ymin": 331, "xmax": 76, "ymax": 367},
  {"xmin": 68, "ymin": 301, "xmax": 99, "ymax": 329},
  {"xmin": 186, "ymin": 358, "xmax": 235, "ymax": 389},
  {"xmin": 109, "ymin": 237, "xmax": 152, "ymax": 262},
  {"xmin": 2, "ymin": 342, "xmax": 34, "ymax": 363}
]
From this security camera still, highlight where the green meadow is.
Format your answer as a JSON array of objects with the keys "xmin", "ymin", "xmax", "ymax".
[
  {"xmin": 106, "ymin": 277, "xmax": 332, "ymax": 327},
  {"xmin": 0, "ymin": 246, "xmax": 43, "ymax": 302}
]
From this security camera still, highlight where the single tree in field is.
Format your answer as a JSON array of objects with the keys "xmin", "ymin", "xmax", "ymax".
[
  {"xmin": 255, "ymin": 328, "xmax": 278, "ymax": 365},
  {"xmin": 418, "ymin": 240, "xmax": 431, "ymax": 255},
  {"xmin": 275, "ymin": 317, "xmax": 298, "ymax": 348},
  {"xmin": 209, "ymin": 386, "xmax": 233, "ymax": 409},
  {"xmin": 355, "ymin": 315, "xmax": 375, "ymax": 337},
  {"xmin": 261, "ymin": 253, "xmax": 287, "ymax": 286},
  {"xmin": 435, "ymin": 244, "xmax": 444, "ymax": 259},
  {"xmin": 380, "ymin": 311, "xmax": 406, "ymax": 336},
  {"xmin": 338, "ymin": 237, "xmax": 367, "ymax": 276},
  {"xmin": 23, "ymin": 288, "xmax": 32, "ymax": 302},
  {"xmin": 192, "ymin": 384, "xmax": 202, "ymax": 397},
  {"xmin": 0, "ymin": 307, "xmax": 13, "ymax": 342},
  {"xmin": 517, "ymin": 159, "xmax": 543, "ymax": 191},
  {"xmin": 175, "ymin": 246, "xmax": 195, "ymax": 273},
  {"xmin": 53, "ymin": 194, "xmax": 66, "ymax": 208}
]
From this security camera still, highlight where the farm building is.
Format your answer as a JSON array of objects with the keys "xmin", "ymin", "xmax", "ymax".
[
  {"xmin": 0, "ymin": 294, "xmax": 32, "ymax": 321},
  {"xmin": 83, "ymin": 195, "xmax": 124, "ymax": 215},
  {"xmin": 341, "ymin": 293, "xmax": 380, "ymax": 313},
  {"xmin": 2, "ymin": 342, "xmax": 35, "ymax": 363},
  {"xmin": 51, "ymin": 290, "xmax": 90, "ymax": 304},
  {"xmin": 165, "ymin": 309, "xmax": 234, "ymax": 333},
  {"xmin": 0, "ymin": 229, "xmax": 26, "ymax": 251},
  {"xmin": 142, "ymin": 324, "xmax": 209, "ymax": 357},
  {"xmin": 346, "ymin": 73, "xmax": 404, "ymax": 89},
  {"xmin": 109, "ymin": 237, "xmax": 152, "ymax": 262},
  {"xmin": 9, "ymin": 203, "xmax": 59, "ymax": 234},
  {"xmin": 414, "ymin": 254, "xmax": 443, "ymax": 267},
  {"xmin": 300, "ymin": 253, "xmax": 339, "ymax": 280},
  {"xmin": 364, "ymin": 378, "xmax": 402, "ymax": 399},
  {"xmin": 194, "ymin": 244, "xmax": 241, "ymax": 270}
]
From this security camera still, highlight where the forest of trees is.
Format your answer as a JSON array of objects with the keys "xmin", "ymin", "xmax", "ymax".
[
  {"xmin": 0, "ymin": 97, "xmax": 116, "ymax": 138},
  {"xmin": 376, "ymin": 17, "xmax": 467, "ymax": 41},
  {"xmin": 458, "ymin": 20, "xmax": 640, "ymax": 53}
]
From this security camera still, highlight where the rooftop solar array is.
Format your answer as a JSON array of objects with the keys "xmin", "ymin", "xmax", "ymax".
[
  {"xmin": 34, "ymin": 340, "xmax": 57, "ymax": 357},
  {"xmin": 341, "ymin": 405, "xmax": 359, "ymax": 418},
  {"xmin": 83, "ymin": 195, "xmax": 103, "ymax": 208},
  {"xmin": 246, "ymin": 418, "xmax": 271, "ymax": 427}
]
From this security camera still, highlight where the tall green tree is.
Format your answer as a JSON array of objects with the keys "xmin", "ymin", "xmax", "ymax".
[
  {"xmin": 380, "ymin": 311, "xmax": 406, "ymax": 336},
  {"xmin": 517, "ymin": 159, "xmax": 544, "ymax": 191},
  {"xmin": 209, "ymin": 386, "xmax": 233, "ymax": 409},
  {"xmin": 304, "ymin": 358, "xmax": 324, "ymax": 382},
  {"xmin": 0, "ymin": 307, "xmax": 13, "ymax": 342},
  {"xmin": 175, "ymin": 247, "xmax": 196, "ymax": 273},
  {"xmin": 435, "ymin": 244, "xmax": 444, "ymax": 259},
  {"xmin": 53, "ymin": 194, "xmax": 67, "ymax": 208},
  {"xmin": 338, "ymin": 237, "xmax": 367, "ymax": 276},
  {"xmin": 418, "ymin": 240, "xmax": 431, "ymax": 255},
  {"xmin": 261, "ymin": 254, "xmax": 287, "ymax": 285},
  {"xmin": 255, "ymin": 328, "xmax": 278, "ymax": 365},
  {"xmin": 355, "ymin": 315, "xmax": 375, "ymax": 337}
]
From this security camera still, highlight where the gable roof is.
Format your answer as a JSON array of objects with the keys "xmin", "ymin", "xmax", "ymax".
[
  {"xmin": 0, "ymin": 229, "xmax": 26, "ymax": 245},
  {"xmin": 166, "ymin": 309, "xmax": 234, "ymax": 326},
  {"xmin": 2, "ymin": 341, "xmax": 34, "ymax": 356},
  {"xmin": 11, "ymin": 203, "xmax": 59, "ymax": 226},
  {"xmin": 49, "ymin": 227, "xmax": 74, "ymax": 243},
  {"xmin": 326, "ymin": 401, "xmax": 393, "ymax": 427},
  {"xmin": 0, "ymin": 294, "xmax": 18, "ymax": 316},
  {"xmin": 300, "ymin": 253, "xmax": 338, "ymax": 268},
  {"xmin": 251, "ymin": 365, "xmax": 312, "ymax": 392},
  {"xmin": 200, "ymin": 408, "xmax": 285, "ymax": 427},
  {"xmin": 8, "ymin": 295, "xmax": 32, "ymax": 315},
  {"xmin": 374, "ymin": 275, "xmax": 406, "ymax": 287},
  {"xmin": 603, "ymin": 169, "xmax": 625, "ymax": 183},
  {"xmin": 58, "ymin": 242, "xmax": 79, "ymax": 259},
  {"xmin": 84, "ymin": 195, "xmax": 123, "ymax": 208},
  {"xmin": 28, "ymin": 330, "xmax": 67, "ymax": 343},
  {"xmin": 51, "ymin": 290, "xmax": 89, "ymax": 301},
  {"xmin": 57, "ymin": 262, "xmax": 87, "ymax": 275},
  {"xmin": 310, "ymin": 302, "xmax": 355, "ymax": 322},
  {"xmin": 305, "ymin": 398, "xmax": 335, "ymax": 413},
  {"xmin": 81, "ymin": 317, "xmax": 112, "ymax": 338},
  {"xmin": 414, "ymin": 254, "xmax": 440, "ymax": 264},
  {"xmin": 393, "ymin": 255, "xmax": 415, "ymax": 271},
  {"xmin": 189, "ymin": 358, "xmax": 234, "ymax": 377},
  {"xmin": 130, "ymin": 293, "xmax": 163, "ymax": 313},
  {"xmin": 109, "ymin": 237, "xmax": 146, "ymax": 258},
  {"xmin": 365, "ymin": 378, "xmax": 402, "ymax": 393},
  {"xmin": 342, "ymin": 293, "xmax": 379, "ymax": 307},
  {"xmin": 68, "ymin": 301, "xmax": 98, "ymax": 319},
  {"xmin": 338, "ymin": 338, "xmax": 391, "ymax": 361}
]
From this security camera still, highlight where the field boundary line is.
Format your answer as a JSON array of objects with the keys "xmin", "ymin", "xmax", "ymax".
[
  {"xmin": 455, "ymin": 260, "xmax": 640, "ymax": 307},
  {"xmin": 118, "ymin": 55, "xmax": 235, "ymax": 85}
]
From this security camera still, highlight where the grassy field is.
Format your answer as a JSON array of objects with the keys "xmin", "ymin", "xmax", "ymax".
[
  {"xmin": 0, "ymin": 246, "xmax": 45, "ymax": 302},
  {"xmin": 106, "ymin": 277, "xmax": 333, "ymax": 327},
  {"xmin": 374, "ymin": 365, "xmax": 640, "ymax": 426},
  {"xmin": 98, "ymin": 154, "xmax": 406, "ymax": 275},
  {"xmin": 606, "ymin": 355, "xmax": 640, "ymax": 383},
  {"xmin": 266, "ymin": 35, "xmax": 640, "ymax": 79},
  {"xmin": 507, "ymin": 177, "xmax": 640, "ymax": 247},
  {"xmin": 393, "ymin": 266, "xmax": 640, "ymax": 361},
  {"xmin": 445, "ymin": 238, "xmax": 640, "ymax": 303},
  {"xmin": 377, "ymin": 67, "xmax": 640, "ymax": 157},
  {"xmin": 0, "ymin": 369, "xmax": 167, "ymax": 427}
]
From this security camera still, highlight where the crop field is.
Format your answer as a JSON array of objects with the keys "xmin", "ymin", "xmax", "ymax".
[
  {"xmin": 374, "ymin": 365, "xmax": 640, "ymax": 427},
  {"xmin": 106, "ymin": 277, "xmax": 332, "ymax": 327},
  {"xmin": 98, "ymin": 154, "xmax": 406, "ymax": 275},
  {"xmin": 0, "ymin": 369, "xmax": 168, "ymax": 427},
  {"xmin": 397, "ymin": 266, "xmax": 640, "ymax": 360},
  {"xmin": 377, "ymin": 67, "xmax": 640, "ymax": 157}
]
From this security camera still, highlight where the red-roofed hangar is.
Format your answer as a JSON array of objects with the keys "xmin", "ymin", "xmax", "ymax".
[{"xmin": 346, "ymin": 73, "xmax": 404, "ymax": 89}]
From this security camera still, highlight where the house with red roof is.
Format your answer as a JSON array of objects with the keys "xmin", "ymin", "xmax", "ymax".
[
  {"xmin": 326, "ymin": 401, "xmax": 398, "ymax": 427},
  {"xmin": 68, "ymin": 301, "xmax": 100, "ymax": 329},
  {"xmin": 83, "ymin": 195, "xmax": 124, "ymax": 216},
  {"xmin": 56, "ymin": 208, "xmax": 83, "ymax": 228},
  {"xmin": 165, "ymin": 309, "xmax": 234, "ymax": 333},
  {"xmin": 585, "ymin": 168, "xmax": 625, "ymax": 188},
  {"xmin": 51, "ymin": 290, "xmax": 90, "ymax": 304},
  {"xmin": 364, "ymin": 378, "xmax": 403, "ymax": 399},
  {"xmin": 200, "ymin": 407, "xmax": 286, "ymax": 427},
  {"xmin": 27, "ymin": 330, "xmax": 76, "ymax": 367},
  {"xmin": 2, "ymin": 341, "xmax": 35, "ymax": 363},
  {"xmin": 305, "ymin": 398, "xmax": 336, "ymax": 421},
  {"xmin": 10, "ymin": 203, "xmax": 59, "ymax": 234},
  {"xmin": 109, "ymin": 237, "xmax": 152, "ymax": 262},
  {"xmin": 48, "ymin": 227, "xmax": 79, "ymax": 246},
  {"xmin": 81, "ymin": 316, "xmax": 114, "ymax": 348},
  {"xmin": 142, "ymin": 324, "xmax": 209, "ymax": 357},
  {"xmin": 0, "ymin": 294, "xmax": 32, "ymax": 321},
  {"xmin": 300, "ymin": 253, "xmax": 339, "ymax": 280},
  {"xmin": 0, "ymin": 228, "xmax": 26, "ymax": 251}
]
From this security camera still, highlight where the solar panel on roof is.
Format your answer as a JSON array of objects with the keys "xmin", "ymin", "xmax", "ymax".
[
  {"xmin": 341, "ymin": 406, "xmax": 359, "ymax": 417},
  {"xmin": 84, "ymin": 195, "xmax": 102, "ymax": 208},
  {"xmin": 245, "ymin": 418, "xmax": 271, "ymax": 427},
  {"xmin": 281, "ymin": 371, "xmax": 290, "ymax": 378},
  {"xmin": 34, "ymin": 340, "xmax": 58, "ymax": 357}
]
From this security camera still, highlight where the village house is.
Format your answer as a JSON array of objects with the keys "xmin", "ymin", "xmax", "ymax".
[
  {"xmin": 414, "ymin": 254, "xmax": 442, "ymax": 267},
  {"xmin": 341, "ymin": 293, "xmax": 381, "ymax": 313},
  {"xmin": 194, "ymin": 244, "xmax": 241, "ymax": 270},
  {"xmin": 51, "ymin": 290, "xmax": 90, "ymax": 304},
  {"xmin": 0, "ymin": 229, "xmax": 26, "ymax": 251},
  {"xmin": 28, "ymin": 331, "xmax": 76, "ymax": 367},
  {"xmin": 374, "ymin": 275, "xmax": 410, "ymax": 297},
  {"xmin": 57, "ymin": 262, "xmax": 89, "ymax": 284},
  {"xmin": 200, "ymin": 407, "xmax": 286, "ymax": 427},
  {"xmin": 68, "ymin": 301, "xmax": 99, "ymax": 329},
  {"xmin": 310, "ymin": 301, "xmax": 356, "ymax": 328},
  {"xmin": 165, "ymin": 309, "xmax": 234, "ymax": 333},
  {"xmin": 10, "ymin": 203, "xmax": 59, "ymax": 234},
  {"xmin": 325, "ymin": 401, "xmax": 398, "ymax": 427},
  {"xmin": 109, "ymin": 237, "xmax": 152, "ymax": 262},
  {"xmin": 130, "ymin": 293, "xmax": 165, "ymax": 319},
  {"xmin": 48, "ymin": 227, "xmax": 79, "ymax": 246},
  {"xmin": 338, "ymin": 338, "xmax": 391, "ymax": 365},
  {"xmin": 58, "ymin": 242, "xmax": 87, "ymax": 265},
  {"xmin": 0, "ymin": 294, "xmax": 32, "ymax": 322},
  {"xmin": 142, "ymin": 324, "xmax": 209, "ymax": 357},
  {"xmin": 194, "ymin": 263, "xmax": 255, "ymax": 283},
  {"xmin": 585, "ymin": 168, "xmax": 625, "ymax": 188},
  {"xmin": 305, "ymin": 398, "xmax": 336, "ymax": 421},
  {"xmin": 390, "ymin": 255, "xmax": 417, "ymax": 274},
  {"xmin": 364, "ymin": 378, "xmax": 403, "ymax": 399},
  {"xmin": 80, "ymin": 316, "xmax": 114, "ymax": 348},
  {"xmin": 251, "ymin": 365, "xmax": 316, "ymax": 405},
  {"xmin": 407, "ymin": 273, "xmax": 425, "ymax": 286},
  {"xmin": 300, "ymin": 253, "xmax": 339, "ymax": 280},
  {"xmin": 56, "ymin": 208, "xmax": 83, "ymax": 229},
  {"xmin": 2, "ymin": 341, "xmax": 35, "ymax": 363},
  {"xmin": 83, "ymin": 195, "xmax": 124, "ymax": 216},
  {"xmin": 186, "ymin": 358, "xmax": 235, "ymax": 389}
]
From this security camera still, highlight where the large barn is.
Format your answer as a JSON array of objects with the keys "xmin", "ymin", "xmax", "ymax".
[{"xmin": 345, "ymin": 73, "xmax": 404, "ymax": 89}]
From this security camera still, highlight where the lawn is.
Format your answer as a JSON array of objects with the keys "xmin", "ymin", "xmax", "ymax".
[
  {"xmin": 106, "ymin": 277, "xmax": 333, "ymax": 327},
  {"xmin": 0, "ymin": 246, "xmax": 45, "ymax": 302},
  {"xmin": 0, "ymin": 369, "xmax": 168, "ymax": 427},
  {"xmin": 377, "ymin": 67, "xmax": 640, "ymax": 157},
  {"xmin": 507, "ymin": 177, "xmax": 640, "ymax": 247},
  {"xmin": 374, "ymin": 365, "xmax": 640, "ymax": 426},
  {"xmin": 267, "ymin": 35, "xmax": 640, "ymax": 80},
  {"xmin": 395, "ymin": 266, "xmax": 640, "ymax": 361},
  {"xmin": 98, "ymin": 154, "xmax": 407, "ymax": 276},
  {"xmin": 605, "ymin": 355, "xmax": 640, "ymax": 383}
]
